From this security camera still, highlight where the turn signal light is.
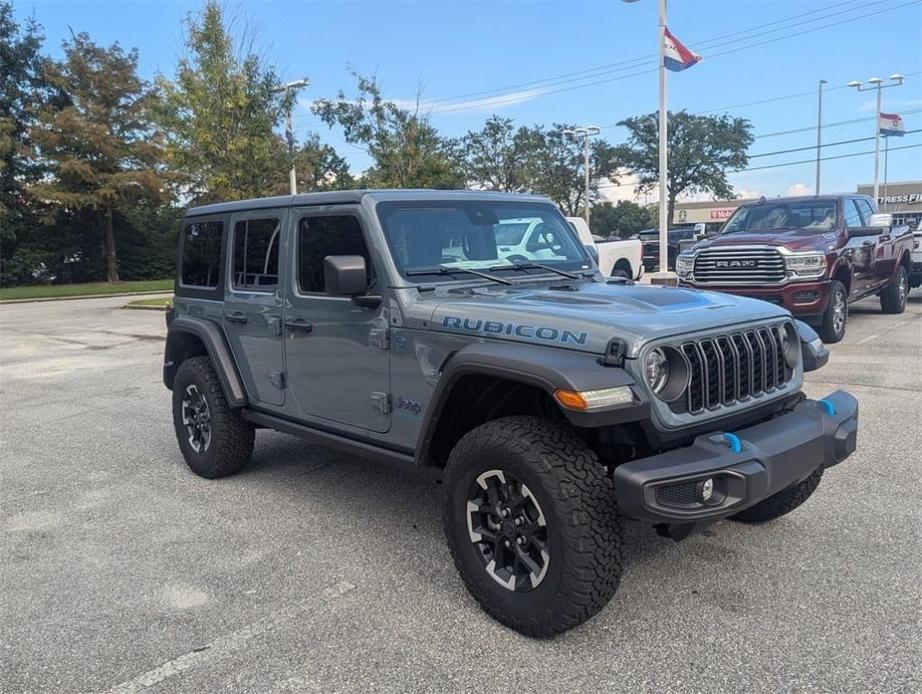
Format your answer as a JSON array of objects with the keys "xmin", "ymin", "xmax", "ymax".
[{"xmin": 553, "ymin": 386, "xmax": 634, "ymax": 411}]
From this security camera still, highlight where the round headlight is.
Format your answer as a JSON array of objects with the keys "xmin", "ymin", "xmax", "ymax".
[
  {"xmin": 644, "ymin": 348, "xmax": 669, "ymax": 393},
  {"xmin": 782, "ymin": 323, "xmax": 800, "ymax": 368}
]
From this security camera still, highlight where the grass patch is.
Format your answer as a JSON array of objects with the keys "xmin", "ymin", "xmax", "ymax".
[
  {"xmin": 123, "ymin": 297, "xmax": 173, "ymax": 311},
  {"xmin": 0, "ymin": 279, "xmax": 173, "ymax": 301}
]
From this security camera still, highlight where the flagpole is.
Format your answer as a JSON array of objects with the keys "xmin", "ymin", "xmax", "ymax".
[
  {"xmin": 657, "ymin": 0, "xmax": 668, "ymax": 276},
  {"xmin": 883, "ymin": 134, "xmax": 889, "ymax": 211}
]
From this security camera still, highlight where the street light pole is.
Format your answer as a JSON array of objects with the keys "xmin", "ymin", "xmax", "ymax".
[
  {"xmin": 849, "ymin": 74, "xmax": 904, "ymax": 202},
  {"xmin": 272, "ymin": 78, "xmax": 310, "ymax": 196},
  {"xmin": 815, "ymin": 79, "xmax": 827, "ymax": 194},
  {"xmin": 562, "ymin": 126, "xmax": 601, "ymax": 229}
]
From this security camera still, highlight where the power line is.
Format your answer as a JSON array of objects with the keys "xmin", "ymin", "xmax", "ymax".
[
  {"xmin": 737, "ymin": 142, "xmax": 922, "ymax": 173},
  {"xmin": 750, "ymin": 128, "xmax": 920, "ymax": 158},
  {"xmin": 755, "ymin": 108, "xmax": 922, "ymax": 139}
]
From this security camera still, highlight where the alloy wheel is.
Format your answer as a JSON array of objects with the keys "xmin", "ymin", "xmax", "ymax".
[
  {"xmin": 466, "ymin": 469, "xmax": 549, "ymax": 592},
  {"xmin": 181, "ymin": 384, "xmax": 212, "ymax": 453},
  {"xmin": 832, "ymin": 290, "xmax": 847, "ymax": 336}
]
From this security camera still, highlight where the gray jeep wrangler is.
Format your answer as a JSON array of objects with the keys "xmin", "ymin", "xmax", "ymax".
[{"xmin": 164, "ymin": 190, "xmax": 859, "ymax": 637}]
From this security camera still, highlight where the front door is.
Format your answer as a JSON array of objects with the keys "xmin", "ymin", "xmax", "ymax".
[
  {"xmin": 222, "ymin": 211, "xmax": 286, "ymax": 406},
  {"xmin": 283, "ymin": 206, "xmax": 390, "ymax": 433},
  {"xmin": 842, "ymin": 198, "xmax": 880, "ymax": 297}
]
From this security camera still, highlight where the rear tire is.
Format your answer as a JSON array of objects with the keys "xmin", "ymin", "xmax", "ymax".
[
  {"xmin": 818, "ymin": 280, "xmax": 848, "ymax": 343},
  {"xmin": 442, "ymin": 416, "xmax": 624, "ymax": 638},
  {"xmin": 880, "ymin": 265, "xmax": 908, "ymax": 314},
  {"xmin": 611, "ymin": 264, "xmax": 631, "ymax": 280},
  {"xmin": 731, "ymin": 468, "xmax": 823, "ymax": 523},
  {"xmin": 172, "ymin": 356, "xmax": 255, "ymax": 478}
]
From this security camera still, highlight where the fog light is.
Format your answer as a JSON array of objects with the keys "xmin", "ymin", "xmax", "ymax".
[{"xmin": 697, "ymin": 477, "xmax": 714, "ymax": 503}]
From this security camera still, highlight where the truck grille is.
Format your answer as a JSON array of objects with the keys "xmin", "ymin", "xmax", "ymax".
[
  {"xmin": 672, "ymin": 324, "xmax": 793, "ymax": 415},
  {"xmin": 693, "ymin": 247, "xmax": 786, "ymax": 284}
]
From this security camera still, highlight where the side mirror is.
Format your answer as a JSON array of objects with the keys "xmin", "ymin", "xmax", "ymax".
[
  {"xmin": 324, "ymin": 255, "xmax": 368, "ymax": 296},
  {"xmin": 867, "ymin": 213, "xmax": 892, "ymax": 229}
]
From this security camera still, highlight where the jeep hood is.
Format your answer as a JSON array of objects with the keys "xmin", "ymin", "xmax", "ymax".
[
  {"xmin": 424, "ymin": 281, "xmax": 788, "ymax": 358},
  {"xmin": 695, "ymin": 229, "xmax": 841, "ymax": 252}
]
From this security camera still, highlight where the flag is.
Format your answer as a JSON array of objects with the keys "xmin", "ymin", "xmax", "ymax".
[
  {"xmin": 663, "ymin": 27, "xmax": 702, "ymax": 72},
  {"xmin": 879, "ymin": 112, "xmax": 905, "ymax": 137}
]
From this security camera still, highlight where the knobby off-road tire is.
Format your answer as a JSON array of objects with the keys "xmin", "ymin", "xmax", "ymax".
[
  {"xmin": 172, "ymin": 356, "xmax": 255, "ymax": 479},
  {"xmin": 443, "ymin": 416, "xmax": 624, "ymax": 638},
  {"xmin": 818, "ymin": 280, "xmax": 848, "ymax": 344},
  {"xmin": 731, "ymin": 467, "xmax": 823, "ymax": 524},
  {"xmin": 880, "ymin": 265, "xmax": 908, "ymax": 314}
]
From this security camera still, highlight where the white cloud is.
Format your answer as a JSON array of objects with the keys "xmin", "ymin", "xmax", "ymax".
[
  {"xmin": 735, "ymin": 188, "xmax": 762, "ymax": 199},
  {"xmin": 298, "ymin": 88, "xmax": 546, "ymax": 117},
  {"xmin": 786, "ymin": 183, "xmax": 813, "ymax": 196}
]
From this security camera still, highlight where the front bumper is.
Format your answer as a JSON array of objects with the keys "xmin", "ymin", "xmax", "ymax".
[
  {"xmin": 613, "ymin": 390, "xmax": 858, "ymax": 526},
  {"xmin": 678, "ymin": 279, "xmax": 832, "ymax": 318}
]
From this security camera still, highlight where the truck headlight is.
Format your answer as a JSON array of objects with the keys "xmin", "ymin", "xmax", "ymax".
[
  {"xmin": 784, "ymin": 252, "xmax": 827, "ymax": 278},
  {"xmin": 644, "ymin": 348, "xmax": 669, "ymax": 393},
  {"xmin": 676, "ymin": 253, "xmax": 694, "ymax": 278}
]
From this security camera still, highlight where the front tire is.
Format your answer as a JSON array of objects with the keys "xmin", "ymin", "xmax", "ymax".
[
  {"xmin": 818, "ymin": 280, "xmax": 848, "ymax": 343},
  {"xmin": 442, "ymin": 416, "xmax": 624, "ymax": 638},
  {"xmin": 880, "ymin": 265, "xmax": 908, "ymax": 314},
  {"xmin": 731, "ymin": 468, "xmax": 823, "ymax": 523},
  {"xmin": 172, "ymin": 356, "xmax": 255, "ymax": 478}
]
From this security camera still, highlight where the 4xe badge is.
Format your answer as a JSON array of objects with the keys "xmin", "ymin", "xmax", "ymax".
[{"xmin": 715, "ymin": 259, "xmax": 758, "ymax": 268}]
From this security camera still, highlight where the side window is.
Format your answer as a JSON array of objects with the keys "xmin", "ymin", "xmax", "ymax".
[
  {"xmin": 844, "ymin": 200, "xmax": 864, "ymax": 229},
  {"xmin": 298, "ymin": 215, "xmax": 372, "ymax": 294},
  {"xmin": 232, "ymin": 217, "xmax": 280, "ymax": 290},
  {"xmin": 181, "ymin": 220, "xmax": 223, "ymax": 287},
  {"xmin": 855, "ymin": 199, "xmax": 875, "ymax": 224}
]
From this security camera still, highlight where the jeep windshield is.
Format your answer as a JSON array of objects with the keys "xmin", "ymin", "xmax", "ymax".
[
  {"xmin": 376, "ymin": 200, "xmax": 593, "ymax": 281},
  {"xmin": 722, "ymin": 201, "xmax": 837, "ymax": 234}
]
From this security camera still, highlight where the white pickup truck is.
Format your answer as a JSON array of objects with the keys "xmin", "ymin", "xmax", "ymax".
[
  {"xmin": 910, "ymin": 219, "xmax": 922, "ymax": 291},
  {"xmin": 566, "ymin": 217, "xmax": 644, "ymax": 280}
]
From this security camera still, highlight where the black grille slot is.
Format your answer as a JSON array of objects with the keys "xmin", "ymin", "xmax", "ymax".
[
  {"xmin": 656, "ymin": 482, "xmax": 698, "ymax": 507},
  {"xmin": 675, "ymin": 322, "xmax": 794, "ymax": 416}
]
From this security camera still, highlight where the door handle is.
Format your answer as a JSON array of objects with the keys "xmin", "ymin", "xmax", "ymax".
[
  {"xmin": 224, "ymin": 312, "xmax": 248, "ymax": 324},
  {"xmin": 284, "ymin": 318, "xmax": 313, "ymax": 333}
]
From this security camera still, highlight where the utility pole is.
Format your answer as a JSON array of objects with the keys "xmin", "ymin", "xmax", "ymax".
[
  {"xmin": 849, "ymin": 74, "xmax": 904, "ymax": 201},
  {"xmin": 562, "ymin": 126, "xmax": 601, "ymax": 229},
  {"xmin": 272, "ymin": 78, "xmax": 310, "ymax": 195},
  {"xmin": 657, "ymin": 0, "xmax": 668, "ymax": 277},
  {"xmin": 815, "ymin": 79, "xmax": 827, "ymax": 194}
]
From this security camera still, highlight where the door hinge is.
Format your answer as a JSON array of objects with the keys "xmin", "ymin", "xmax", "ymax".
[
  {"xmin": 369, "ymin": 328, "xmax": 390, "ymax": 350},
  {"xmin": 270, "ymin": 371, "xmax": 286, "ymax": 390},
  {"xmin": 370, "ymin": 392, "xmax": 391, "ymax": 414}
]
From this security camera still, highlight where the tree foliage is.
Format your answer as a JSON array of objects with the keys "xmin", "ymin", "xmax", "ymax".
[
  {"xmin": 616, "ymin": 110, "xmax": 753, "ymax": 224},
  {"xmin": 29, "ymin": 32, "xmax": 172, "ymax": 281},
  {"xmin": 589, "ymin": 200, "xmax": 655, "ymax": 238},
  {"xmin": 156, "ymin": 0, "xmax": 290, "ymax": 203},
  {"xmin": 313, "ymin": 72, "xmax": 462, "ymax": 189}
]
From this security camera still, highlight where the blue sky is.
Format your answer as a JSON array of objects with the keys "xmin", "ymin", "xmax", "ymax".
[{"xmin": 14, "ymin": 0, "xmax": 922, "ymax": 201}]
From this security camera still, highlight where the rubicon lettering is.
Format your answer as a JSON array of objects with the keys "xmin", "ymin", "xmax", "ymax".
[{"xmin": 441, "ymin": 316, "xmax": 589, "ymax": 346}]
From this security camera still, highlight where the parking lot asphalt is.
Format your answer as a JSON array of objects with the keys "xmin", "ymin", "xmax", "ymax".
[{"xmin": 1, "ymin": 292, "xmax": 920, "ymax": 694}]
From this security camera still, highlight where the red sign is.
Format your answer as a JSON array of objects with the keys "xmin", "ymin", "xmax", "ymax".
[{"xmin": 710, "ymin": 208, "xmax": 735, "ymax": 220}]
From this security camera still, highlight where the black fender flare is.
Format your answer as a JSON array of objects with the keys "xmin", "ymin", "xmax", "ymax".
[
  {"xmin": 415, "ymin": 341, "xmax": 648, "ymax": 465},
  {"xmin": 163, "ymin": 316, "xmax": 246, "ymax": 407}
]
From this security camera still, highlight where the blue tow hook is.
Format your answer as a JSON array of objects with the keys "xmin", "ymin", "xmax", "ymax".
[
  {"xmin": 818, "ymin": 399, "xmax": 836, "ymax": 416},
  {"xmin": 722, "ymin": 432, "xmax": 743, "ymax": 453}
]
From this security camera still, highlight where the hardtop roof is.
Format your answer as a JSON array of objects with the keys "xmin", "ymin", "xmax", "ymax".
[{"xmin": 184, "ymin": 189, "xmax": 553, "ymax": 217}]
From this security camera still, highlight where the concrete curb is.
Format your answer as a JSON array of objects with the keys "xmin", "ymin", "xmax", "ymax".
[
  {"xmin": 0, "ymin": 290, "xmax": 173, "ymax": 305},
  {"xmin": 121, "ymin": 301, "xmax": 172, "ymax": 312}
]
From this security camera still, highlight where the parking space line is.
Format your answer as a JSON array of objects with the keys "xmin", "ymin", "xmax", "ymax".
[{"xmin": 101, "ymin": 580, "xmax": 356, "ymax": 694}]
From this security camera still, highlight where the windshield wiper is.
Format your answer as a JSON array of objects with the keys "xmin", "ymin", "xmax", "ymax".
[
  {"xmin": 489, "ymin": 261, "xmax": 581, "ymax": 280},
  {"xmin": 405, "ymin": 265, "xmax": 512, "ymax": 285}
]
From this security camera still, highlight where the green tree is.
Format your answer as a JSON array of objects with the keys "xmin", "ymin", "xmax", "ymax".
[
  {"xmin": 458, "ymin": 116, "xmax": 532, "ymax": 192},
  {"xmin": 616, "ymin": 110, "xmax": 753, "ymax": 225},
  {"xmin": 157, "ymin": 0, "xmax": 290, "ymax": 202},
  {"xmin": 589, "ymin": 200, "xmax": 655, "ymax": 238},
  {"xmin": 29, "ymin": 32, "xmax": 171, "ymax": 282},
  {"xmin": 270, "ymin": 132, "xmax": 354, "ymax": 194},
  {"xmin": 313, "ymin": 71, "xmax": 462, "ymax": 189},
  {"xmin": 0, "ymin": 1, "xmax": 47, "ymax": 281}
]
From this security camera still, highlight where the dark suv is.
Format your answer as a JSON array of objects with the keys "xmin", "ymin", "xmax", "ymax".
[
  {"xmin": 163, "ymin": 190, "xmax": 858, "ymax": 637},
  {"xmin": 676, "ymin": 195, "xmax": 913, "ymax": 342}
]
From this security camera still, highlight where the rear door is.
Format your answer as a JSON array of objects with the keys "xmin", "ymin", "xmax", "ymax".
[{"xmin": 222, "ymin": 211, "xmax": 286, "ymax": 406}]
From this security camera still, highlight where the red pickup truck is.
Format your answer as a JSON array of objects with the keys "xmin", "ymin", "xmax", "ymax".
[{"xmin": 676, "ymin": 195, "xmax": 913, "ymax": 342}]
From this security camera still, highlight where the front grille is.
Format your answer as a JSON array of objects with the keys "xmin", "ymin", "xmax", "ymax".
[
  {"xmin": 655, "ymin": 482, "xmax": 697, "ymax": 507},
  {"xmin": 693, "ymin": 247, "xmax": 786, "ymax": 284},
  {"xmin": 672, "ymin": 324, "xmax": 794, "ymax": 415}
]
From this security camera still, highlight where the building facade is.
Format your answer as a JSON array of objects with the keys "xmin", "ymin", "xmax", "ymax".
[{"xmin": 855, "ymin": 180, "xmax": 922, "ymax": 229}]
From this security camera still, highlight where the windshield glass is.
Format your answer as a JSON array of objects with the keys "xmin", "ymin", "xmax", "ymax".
[
  {"xmin": 376, "ymin": 201, "xmax": 591, "ymax": 279},
  {"xmin": 722, "ymin": 201, "xmax": 837, "ymax": 233}
]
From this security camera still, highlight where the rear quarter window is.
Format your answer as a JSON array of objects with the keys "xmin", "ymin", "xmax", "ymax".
[{"xmin": 180, "ymin": 219, "xmax": 224, "ymax": 289}]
